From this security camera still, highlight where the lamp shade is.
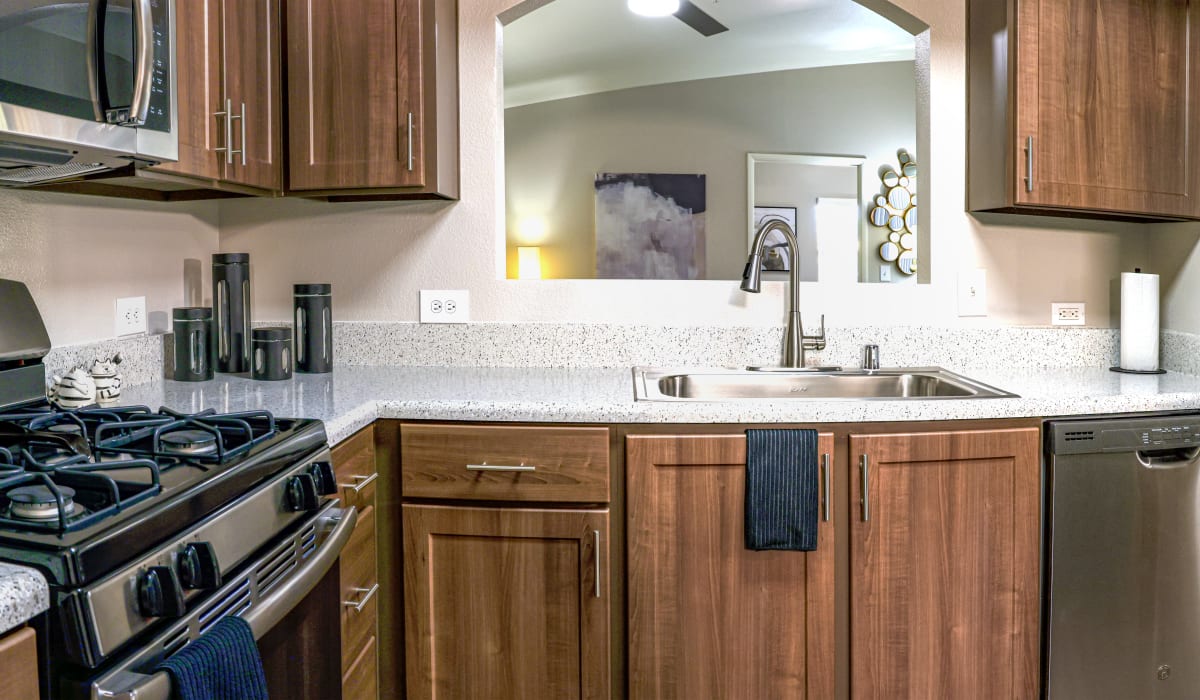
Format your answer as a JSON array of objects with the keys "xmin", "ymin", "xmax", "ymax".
[{"xmin": 517, "ymin": 246, "xmax": 543, "ymax": 280}]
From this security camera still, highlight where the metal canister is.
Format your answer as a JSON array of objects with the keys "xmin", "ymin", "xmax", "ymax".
[
  {"xmin": 252, "ymin": 327, "xmax": 293, "ymax": 381},
  {"xmin": 212, "ymin": 253, "xmax": 251, "ymax": 373},
  {"xmin": 171, "ymin": 308, "xmax": 214, "ymax": 382},
  {"xmin": 293, "ymin": 284, "xmax": 332, "ymax": 373}
]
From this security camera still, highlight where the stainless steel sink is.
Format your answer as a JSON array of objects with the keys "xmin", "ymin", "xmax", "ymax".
[{"xmin": 633, "ymin": 367, "xmax": 1018, "ymax": 401}]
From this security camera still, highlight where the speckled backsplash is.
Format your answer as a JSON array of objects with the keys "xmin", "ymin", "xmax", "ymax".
[
  {"xmin": 42, "ymin": 333, "xmax": 167, "ymax": 389},
  {"xmin": 46, "ymin": 322, "xmax": 1175, "ymax": 389}
]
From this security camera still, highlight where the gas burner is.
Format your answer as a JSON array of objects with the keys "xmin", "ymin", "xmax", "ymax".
[
  {"xmin": 9, "ymin": 484, "xmax": 76, "ymax": 521},
  {"xmin": 46, "ymin": 423, "xmax": 84, "ymax": 436},
  {"xmin": 159, "ymin": 430, "xmax": 219, "ymax": 457}
]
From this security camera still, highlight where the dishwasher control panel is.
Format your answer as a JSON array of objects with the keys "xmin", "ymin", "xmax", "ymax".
[{"xmin": 1049, "ymin": 414, "xmax": 1200, "ymax": 454}]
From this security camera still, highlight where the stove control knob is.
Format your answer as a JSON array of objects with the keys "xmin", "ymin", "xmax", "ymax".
[
  {"xmin": 308, "ymin": 461, "xmax": 338, "ymax": 496},
  {"xmin": 138, "ymin": 566, "xmax": 186, "ymax": 618},
  {"xmin": 178, "ymin": 542, "xmax": 222, "ymax": 590},
  {"xmin": 285, "ymin": 473, "xmax": 321, "ymax": 512}
]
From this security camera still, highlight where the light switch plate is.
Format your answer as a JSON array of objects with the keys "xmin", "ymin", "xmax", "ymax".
[
  {"xmin": 957, "ymin": 269, "xmax": 988, "ymax": 317},
  {"xmin": 419, "ymin": 290, "xmax": 470, "ymax": 323},
  {"xmin": 115, "ymin": 296, "xmax": 147, "ymax": 336}
]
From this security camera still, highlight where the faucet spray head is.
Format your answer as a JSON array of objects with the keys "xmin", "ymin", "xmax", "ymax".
[{"xmin": 741, "ymin": 255, "xmax": 763, "ymax": 293}]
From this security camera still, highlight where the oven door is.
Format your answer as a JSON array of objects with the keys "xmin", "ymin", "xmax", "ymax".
[
  {"xmin": 78, "ymin": 503, "xmax": 356, "ymax": 700},
  {"xmin": 0, "ymin": 0, "xmax": 176, "ymax": 182}
]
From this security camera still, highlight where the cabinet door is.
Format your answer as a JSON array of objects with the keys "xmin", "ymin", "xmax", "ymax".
[
  {"xmin": 221, "ymin": 0, "xmax": 282, "ymax": 191},
  {"xmin": 849, "ymin": 428, "xmax": 1040, "ymax": 700},
  {"xmin": 626, "ymin": 433, "xmax": 835, "ymax": 700},
  {"xmin": 0, "ymin": 627, "xmax": 38, "ymax": 700},
  {"xmin": 150, "ymin": 0, "xmax": 223, "ymax": 180},
  {"xmin": 1015, "ymin": 0, "xmax": 1200, "ymax": 217},
  {"xmin": 403, "ymin": 504, "xmax": 610, "ymax": 700},
  {"xmin": 286, "ymin": 0, "xmax": 424, "ymax": 191}
]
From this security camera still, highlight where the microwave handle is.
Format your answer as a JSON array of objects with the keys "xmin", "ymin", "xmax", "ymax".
[
  {"xmin": 128, "ymin": 0, "xmax": 155, "ymax": 125},
  {"xmin": 85, "ymin": 0, "xmax": 105, "ymax": 122}
]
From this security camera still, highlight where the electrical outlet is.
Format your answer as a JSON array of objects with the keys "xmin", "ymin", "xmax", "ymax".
[
  {"xmin": 420, "ymin": 290, "xmax": 470, "ymax": 323},
  {"xmin": 1051, "ymin": 302, "xmax": 1085, "ymax": 326},
  {"xmin": 957, "ymin": 269, "xmax": 988, "ymax": 317},
  {"xmin": 115, "ymin": 296, "xmax": 147, "ymax": 336}
]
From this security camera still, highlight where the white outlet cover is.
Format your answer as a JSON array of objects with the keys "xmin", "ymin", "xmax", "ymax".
[
  {"xmin": 1051, "ymin": 302, "xmax": 1086, "ymax": 326},
  {"xmin": 115, "ymin": 296, "xmax": 147, "ymax": 336},
  {"xmin": 420, "ymin": 290, "xmax": 470, "ymax": 323},
  {"xmin": 957, "ymin": 269, "xmax": 988, "ymax": 317}
]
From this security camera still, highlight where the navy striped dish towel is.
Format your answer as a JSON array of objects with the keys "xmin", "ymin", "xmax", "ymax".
[
  {"xmin": 158, "ymin": 616, "xmax": 269, "ymax": 700},
  {"xmin": 745, "ymin": 428, "xmax": 819, "ymax": 551}
]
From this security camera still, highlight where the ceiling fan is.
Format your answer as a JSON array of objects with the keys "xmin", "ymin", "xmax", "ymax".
[{"xmin": 628, "ymin": 0, "xmax": 730, "ymax": 37}]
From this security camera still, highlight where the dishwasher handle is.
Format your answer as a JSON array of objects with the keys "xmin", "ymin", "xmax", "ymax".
[{"xmin": 1138, "ymin": 446, "xmax": 1200, "ymax": 468}]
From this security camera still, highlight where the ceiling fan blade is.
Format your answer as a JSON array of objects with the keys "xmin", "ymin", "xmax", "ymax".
[{"xmin": 674, "ymin": 1, "xmax": 729, "ymax": 37}]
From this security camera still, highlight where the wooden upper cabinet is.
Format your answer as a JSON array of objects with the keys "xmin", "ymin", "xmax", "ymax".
[
  {"xmin": 847, "ymin": 428, "xmax": 1040, "ymax": 700},
  {"xmin": 968, "ymin": 0, "xmax": 1200, "ymax": 220},
  {"xmin": 626, "ymin": 433, "xmax": 836, "ymax": 700},
  {"xmin": 148, "ymin": 0, "xmax": 282, "ymax": 194},
  {"xmin": 220, "ymin": 0, "xmax": 283, "ymax": 191},
  {"xmin": 150, "ymin": 0, "xmax": 223, "ymax": 182},
  {"xmin": 286, "ymin": 0, "xmax": 459, "ymax": 199}
]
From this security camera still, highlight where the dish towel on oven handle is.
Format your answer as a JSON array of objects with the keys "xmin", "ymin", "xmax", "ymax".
[
  {"xmin": 157, "ymin": 616, "xmax": 269, "ymax": 700},
  {"xmin": 744, "ymin": 428, "xmax": 819, "ymax": 551}
]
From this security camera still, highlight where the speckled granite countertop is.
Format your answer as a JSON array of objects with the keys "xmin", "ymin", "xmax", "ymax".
[
  {"xmin": 115, "ymin": 365, "xmax": 1200, "ymax": 445},
  {"xmin": 0, "ymin": 563, "xmax": 49, "ymax": 635}
]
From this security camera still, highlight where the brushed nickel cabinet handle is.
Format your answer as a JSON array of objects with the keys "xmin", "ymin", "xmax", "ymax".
[
  {"xmin": 821, "ymin": 453, "xmax": 831, "ymax": 522},
  {"xmin": 466, "ymin": 463, "xmax": 537, "ymax": 472},
  {"xmin": 238, "ymin": 102, "xmax": 247, "ymax": 166},
  {"xmin": 214, "ymin": 99, "xmax": 232, "ymax": 163},
  {"xmin": 337, "ymin": 473, "xmax": 378, "ymax": 494},
  {"xmin": 407, "ymin": 112, "xmax": 415, "ymax": 171},
  {"xmin": 593, "ymin": 530, "xmax": 601, "ymax": 599},
  {"xmin": 1025, "ymin": 136, "xmax": 1034, "ymax": 193},
  {"xmin": 860, "ymin": 454, "xmax": 870, "ymax": 522},
  {"xmin": 342, "ymin": 584, "xmax": 379, "ymax": 613}
]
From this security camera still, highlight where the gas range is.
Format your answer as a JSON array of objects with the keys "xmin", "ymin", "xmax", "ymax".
[
  {"xmin": 0, "ymin": 402, "xmax": 327, "ymax": 587},
  {"xmin": 0, "ymin": 278, "xmax": 354, "ymax": 700}
]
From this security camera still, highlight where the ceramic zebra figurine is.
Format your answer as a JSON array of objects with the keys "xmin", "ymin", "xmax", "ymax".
[
  {"xmin": 90, "ymin": 353, "xmax": 123, "ymax": 403},
  {"xmin": 48, "ymin": 367, "xmax": 97, "ymax": 409}
]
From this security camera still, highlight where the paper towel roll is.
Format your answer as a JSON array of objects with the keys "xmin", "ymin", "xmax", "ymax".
[{"xmin": 1119, "ymin": 271, "xmax": 1160, "ymax": 372}]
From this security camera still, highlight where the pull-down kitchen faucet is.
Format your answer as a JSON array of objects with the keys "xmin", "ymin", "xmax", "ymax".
[{"xmin": 741, "ymin": 216, "xmax": 826, "ymax": 368}]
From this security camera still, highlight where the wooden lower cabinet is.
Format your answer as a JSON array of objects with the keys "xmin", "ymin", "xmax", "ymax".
[
  {"xmin": 848, "ymin": 428, "xmax": 1040, "ymax": 700},
  {"xmin": 333, "ymin": 425, "xmax": 380, "ymax": 700},
  {"xmin": 625, "ymin": 433, "xmax": 836, "ymax": 699},
  {"xmin": 403, "ymin": 504, "xmax": 611, "ymax": 700},
  {"xmin": 0, "ymin": 626, "xmax": 38, "ymax": 700}
]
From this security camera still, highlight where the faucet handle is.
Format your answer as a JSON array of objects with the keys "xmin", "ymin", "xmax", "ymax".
[
  {"xmin": 801, "ymin": 314, "xmax": 827, "ymax": 351},
  {"xmin": 863, "ymin": 344, "xmax": 880, "ymax": 371}
]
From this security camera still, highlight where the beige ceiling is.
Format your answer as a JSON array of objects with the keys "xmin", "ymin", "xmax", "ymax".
[{"xmin": 503, "ymin": 0, "xmax": 916, "ymax": 108}]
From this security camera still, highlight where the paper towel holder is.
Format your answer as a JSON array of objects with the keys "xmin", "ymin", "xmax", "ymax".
[{"xmin": 1110, "ymin": 267, "xmax": 1166, "ymax": 374}]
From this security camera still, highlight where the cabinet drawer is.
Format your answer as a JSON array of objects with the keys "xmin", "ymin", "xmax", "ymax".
[
  {"xmin": 401, "ymin": 424, "xmax": 610, "ymax": 502},
  {"xmin": 340, "ymin": 505, "xmax": 378, "ymax": 674},
  {"xmin": 333, "ymin": 426, "xmax": 377, "ymax": 511},
  {"xmin": 342, "ymin": 635, "xmax": 378, "ymax": 700}
]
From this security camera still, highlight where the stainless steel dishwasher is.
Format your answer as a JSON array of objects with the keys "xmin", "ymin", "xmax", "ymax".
[{"xmin": 1045, "ymin": 414, "xmax": 1200, "ymax": 699}]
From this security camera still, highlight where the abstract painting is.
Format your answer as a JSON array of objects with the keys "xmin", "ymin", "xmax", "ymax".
[{"xmin": 594, "ymin": 173, "xmax": 706, "ymax": 279}]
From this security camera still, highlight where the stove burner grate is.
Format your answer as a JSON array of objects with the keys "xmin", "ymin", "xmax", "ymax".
[{"xmin": 0, "ymin": 458, "xmax": 162, "ymax": 535}]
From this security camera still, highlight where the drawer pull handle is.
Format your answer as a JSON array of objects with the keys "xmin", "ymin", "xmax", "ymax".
[
  {"xmin": 338, "ymin": 473, "xmax": 378, "ymax": 494},
  {"xmin": 343, "ymin": 584, "xmax": 379, "ymax": 613},
  {"xmin": 593, "ymin": 530, "xmax": 601, "ymax": 599},
  {"xmin": 466, "ymin": 463, "xmax": 537, "ymax": 472},
  {"xmin": 821, "ymin": 453, "xmax": 831, "ymax": 522}
]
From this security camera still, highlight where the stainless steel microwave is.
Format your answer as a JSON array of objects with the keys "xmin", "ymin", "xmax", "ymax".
[{"xmin": 0, "ymin": 0, "xmax": 177, "ymax": 186}]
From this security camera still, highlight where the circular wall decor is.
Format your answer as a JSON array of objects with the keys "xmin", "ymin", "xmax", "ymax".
[
  {"xmin": 866, "ymin": 149, "xmax": 918, "ymax": 280},
  {"xmin": 880, "ymin": 241, "xmax": 901, "ymax": 262}
]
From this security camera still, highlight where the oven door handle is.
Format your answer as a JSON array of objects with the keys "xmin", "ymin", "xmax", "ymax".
[{"xmin": 91, "ymin": 506, "xmax": 358, "ymax": 700}]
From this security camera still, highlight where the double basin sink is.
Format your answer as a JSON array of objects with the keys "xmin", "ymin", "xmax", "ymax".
[{"xmin": 634, "ymin": 367, "xmax": 1017, "ymax": 402}]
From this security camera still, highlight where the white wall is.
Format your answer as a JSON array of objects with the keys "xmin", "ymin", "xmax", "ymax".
[
  {"xmin": 219, "ymin": 0, "xmax": 1149, "ymax": 330},
  {"xmin": 1150, "ymin": 222, "xmax": 1200, "ymax": 334},
  {"xmin": 0, "ymin": 190, "xmax": 219, "ymax": 346}
]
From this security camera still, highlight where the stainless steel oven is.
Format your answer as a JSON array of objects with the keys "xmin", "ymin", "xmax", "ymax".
[{"xmin": 0, "ymin": 0, "xmax": 177, "ymax": 186}]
